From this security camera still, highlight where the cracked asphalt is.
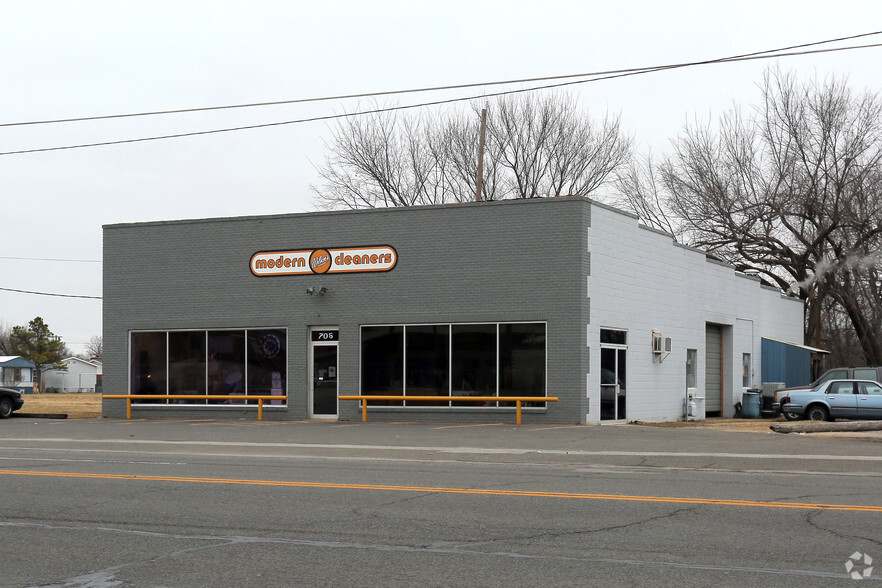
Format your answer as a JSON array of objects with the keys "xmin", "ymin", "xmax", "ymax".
[{"xmin": 1, "ymin": 418, "xmax": 881, "ymax": 586}]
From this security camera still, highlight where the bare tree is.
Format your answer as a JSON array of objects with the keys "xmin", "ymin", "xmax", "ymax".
[
  {"xmin": 0, "ymin": 321, "xmax": 11, "ymax": 356},
  {"xmin": 85, "ymin": 335, "xmax": 103, "ymax": 359},
  {"xmin": 616, "ymin": 68, "xmax": 882, "ymax": 364},
  {"xmin": 613, "ymin": 153, "xmax": 679, "ymax": 238},
  {"xmin": 312, "ymin": 93, "xmax": 632, "ymax": 208}
]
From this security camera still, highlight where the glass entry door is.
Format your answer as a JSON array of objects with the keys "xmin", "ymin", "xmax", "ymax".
[
  {"xmin": 600, "ymin": 346, "xmax": 627, "ymax": 421},
  {"xmin": 311, "ymin": 329, "xmax": 338, "ymax": 418}
]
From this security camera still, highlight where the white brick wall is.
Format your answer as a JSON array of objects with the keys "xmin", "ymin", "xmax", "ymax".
[{"xmin": 587, "ymin": 203, "xmax": 803, "ymax": 422}]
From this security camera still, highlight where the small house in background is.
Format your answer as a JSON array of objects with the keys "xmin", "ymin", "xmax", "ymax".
[
  {"xmin": 43, "ymin": 357, "xmax": 103, "ymax": 393},
  {"xmin": 0, "ymin": 356, "xmax": 36, "ymax": 393}
]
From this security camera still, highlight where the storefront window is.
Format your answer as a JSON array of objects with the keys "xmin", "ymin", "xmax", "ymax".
[
  {"xmin": 452, "ymin": 324, "xmax": 497, "ymax": 403},
  {"xmin": 247, "ymin": 330, "xmax": 287, "ymax": 402},
  {"xmin": 360, "ymin": 322, "xmax": 546, "ymax": 409},
  {"xmin": 129, "ymin": 329, "xmax": 286, "ymax": 405},
  {"xmin": 500, "ymin": 323, "xmax": 546, "ymax": 400},
  {"xmin": 131, "ymin": 332, "xmax": 167, "ymax": 400},
  {"xmin": 406, "ymin": 325, "xmax": 449, "ymax": 405},
  {"xmin": 168, "ymin": 331, "xmax": 206, "ymax": 402},
  {"xmin": 208, "ymin": 331, "xmax": 247, "ymax": 402},
  {"xmin": 361, "ymin": 325, "xmax": 404, "ymax": 405}
]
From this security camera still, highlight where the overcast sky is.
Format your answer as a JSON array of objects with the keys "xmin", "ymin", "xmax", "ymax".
[{"xmin": 1, "ymin": 1, "xmax": 880, "ymax": 354}]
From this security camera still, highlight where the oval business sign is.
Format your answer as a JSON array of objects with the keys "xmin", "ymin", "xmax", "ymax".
[{"xmin": 251, "ymin": 245, "xmax": 397, "ymax": 277}]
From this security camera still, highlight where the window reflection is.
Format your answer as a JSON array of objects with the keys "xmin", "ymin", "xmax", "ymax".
[
  {"xmin": 168, "ymin": 331, "xmax": 206, "ymax": 403},
  {"xmin": 406, "ymin": 325, "xmax": 450, "ymax": 406},
  {"xmin": 452, "ymin": 324, "xmax": 497, "ymax": 406},
  {"xmin": 361, "ymin": 326, "xmax": 404, "ymax": 406},
  {"xmin": 247, "ymin": 330, "xmax": 287, "ymax": 405},
  {"xmin": 131, "ymin": 332, "xmax": 167, "ymax": 402},
  {"xmin": 500, "ymin": 323, "xmax": 546, "ymax": 405},
  {"xmin": 360, "ymin": 323, "xmax": 547, "ymax": 409},
  {"xmin": 208, "ymin": 331, "xmax": 247, "ymax": 404},
  {"xmin": 129, "ymin": 329, "xmax": 286, "ymax": 406}
]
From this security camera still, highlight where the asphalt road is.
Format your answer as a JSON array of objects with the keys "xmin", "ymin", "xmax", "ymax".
[{"xmin": 1, "ymin": 418, "xmax": 881, "ymax": 587}]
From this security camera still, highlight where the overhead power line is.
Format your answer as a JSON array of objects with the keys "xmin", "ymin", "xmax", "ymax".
[
  {"xmin": 1, "ymin": 36, "xmax": 880, "ymax": 157},
  {"xmin": 0, "ymin": 255, "xmax": 101, "ymax": 263},
  {"xmin": 2, "ymin": 31, "xmax": 879, "ymax": 129},
  {"xmin": 0, "ymin": 286, "xmax": 101, "ymax": 299}
]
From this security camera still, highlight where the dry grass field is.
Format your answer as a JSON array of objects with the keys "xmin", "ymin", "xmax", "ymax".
[
  {"xmin": 638, "ymin": 416, "xmax": 785, "ymax": 433},
  {"xmin": 19, "ymin": 392, "xmax": 102, "ymax": 419}
]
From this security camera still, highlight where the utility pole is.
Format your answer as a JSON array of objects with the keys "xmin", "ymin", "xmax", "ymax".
[{"xmin": 475, "ymin": 107, "xmax": 487, "ymax": 201}]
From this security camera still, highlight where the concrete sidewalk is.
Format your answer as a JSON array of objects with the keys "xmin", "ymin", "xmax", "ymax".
[{"xmin": 4, "ymin": 414, "xmax": 882, "ymax": 458}]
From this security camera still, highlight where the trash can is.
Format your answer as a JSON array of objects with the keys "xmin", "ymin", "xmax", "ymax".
[{"xmin": 741, "ymin": 389, "xmax": 760, "ymax": 419}]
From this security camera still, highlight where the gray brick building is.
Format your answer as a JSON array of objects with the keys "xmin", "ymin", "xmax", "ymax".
[{"xmin": 102, "ymin": 197, "xmax": 804, "ymax": 423}]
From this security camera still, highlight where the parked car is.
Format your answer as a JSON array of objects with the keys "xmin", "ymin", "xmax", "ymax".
[
  {"xmin": 773, "ymin": 366, "xmax": 882, "ymax": 419},
  {"xmin": 0, "ymin": 387, "xmax": 25, "ymax": 419},
  {"xmin": 778, "ymin": 379, "xmax": 882, "ymax": 422}
]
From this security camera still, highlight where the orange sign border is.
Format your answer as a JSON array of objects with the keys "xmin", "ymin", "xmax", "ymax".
[{"xmin": 250, "ymin": 245, "xmax": 397, "ymax": 277}]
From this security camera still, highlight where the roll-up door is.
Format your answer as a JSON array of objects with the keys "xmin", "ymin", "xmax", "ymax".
[{"xmin": 705, "ymin": 324, "xmax": 722, "ymax": 414}]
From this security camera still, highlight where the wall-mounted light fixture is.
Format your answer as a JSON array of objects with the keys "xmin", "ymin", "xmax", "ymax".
[
  {"xmin": 318, "ymin": 286, "xmax": 328, "ymax": 296},
  {"xmin": 306, "ymin": 286, "xmax": 328, "ymax": 296},
  {"xmin": 306, "ymin": 287, "xmax": 316, "ymax": 296}
]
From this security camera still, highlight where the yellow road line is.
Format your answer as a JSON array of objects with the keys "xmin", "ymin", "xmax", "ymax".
[{"xmin": 1, "ymin": 469, "xmax": 880, "ymax": 512}]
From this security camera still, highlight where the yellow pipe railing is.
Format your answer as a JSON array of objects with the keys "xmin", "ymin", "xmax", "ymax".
[
  {"xmin": 102, "ymin": 395, "xmax": 287, "ymax": 421},
  {"xmin": 338, "ymin": 395, "xmax": 558, "ymax": 425}
]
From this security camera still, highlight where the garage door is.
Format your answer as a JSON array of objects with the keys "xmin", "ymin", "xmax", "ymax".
[{"xmin": 705, "ymin": 324, "xmax": 722, "ymax": 413}]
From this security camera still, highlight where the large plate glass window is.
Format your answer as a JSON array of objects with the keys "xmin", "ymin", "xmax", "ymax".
[
  {"xmin": 168, "ymin": 331, "xmax": 206, "ymax": 402},
  {"xmin": 500, "ymin": 323, "xmax": 546, "ymax": 405},
  {"xmin": 130, "ymin": 332, "xmax": 167, "ymax": 397},
  {"xmin": 452, "ymin": 324, "xmax": 497, "ymax": 404},
  {"xmin": 361, "ymin": 325, "xmax": 404, "ymax": 406},
  {"xmin": 208, "ymin": 331, "xmax": 248, "ymax": 402},
  {"xmin": 360, "ymin": 322, "xmax": 546, "ymax": 409},
  {"xmin": 129, "ymin": 329, "xmax": 286, "ymax": 406},
  {"xmin": 247, "ymin": 330, "xmax": 286, "ymax": 400},
  {"xmin": 406, "ymin": 325, "xmax": 450, "ymax": 406}
]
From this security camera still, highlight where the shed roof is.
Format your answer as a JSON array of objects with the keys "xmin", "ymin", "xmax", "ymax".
[{"xmin": 761, "ymin": 337, "xmax": 829, "ymax": 354}]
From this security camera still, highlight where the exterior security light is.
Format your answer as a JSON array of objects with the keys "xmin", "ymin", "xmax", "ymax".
[
  {"xmin": 306, "ymin": 287, "xmax": 316, "ymax": 295},
  {"xmin": 318, "ymin": 287, "xmax": 328, "ymax": 295}
]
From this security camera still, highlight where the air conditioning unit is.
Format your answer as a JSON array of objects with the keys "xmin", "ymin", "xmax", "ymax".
[{"xmin": 652, "ymin": 333, "xmax": 673, "ymax": 354}]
